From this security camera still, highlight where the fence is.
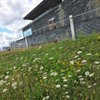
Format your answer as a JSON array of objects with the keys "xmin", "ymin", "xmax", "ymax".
[
  {"xmin": 11, "ymin": 8, "xmax": 100, "ymax": 49},
  {"xmin": 31, "ymin": 8, "xmax": 100, "ymax": 35}
]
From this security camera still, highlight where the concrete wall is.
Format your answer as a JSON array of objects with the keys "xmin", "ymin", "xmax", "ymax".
[{"xmin": 11, "ymin": 0, "xmax": 100, "ymax": 49}]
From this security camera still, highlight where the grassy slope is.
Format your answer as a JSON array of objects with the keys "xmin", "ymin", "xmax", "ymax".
[{"xmin": 0, "ymin": 35, "xmax": 100, "ymax": 100}]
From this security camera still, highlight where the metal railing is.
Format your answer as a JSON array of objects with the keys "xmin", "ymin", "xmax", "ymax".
[{"xmin": 31, "ymin": 8, "xmax": 100, "ymax": 35}]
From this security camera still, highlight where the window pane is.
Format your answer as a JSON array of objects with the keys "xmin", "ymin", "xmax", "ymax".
[{"xmin": 23, "ymin": 28, "xmax": 32, "ymax": 37}]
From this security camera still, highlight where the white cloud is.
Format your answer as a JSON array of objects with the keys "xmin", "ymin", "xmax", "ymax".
[
  {"xmin": 0, "ymin": 0, "xmax": 43, "ymax": 26},
  {"xmin": 0, "ymin": 0, "xmax": 43, "ymax": 48},
  {"xmin": 0, "ymin": 31, "xmax": 23, "ymax": 48}
]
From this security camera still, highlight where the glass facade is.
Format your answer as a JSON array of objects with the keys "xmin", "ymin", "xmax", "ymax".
[{"xmin": 23, "ymin": 28, "xmax": 32, "ymax": 37}]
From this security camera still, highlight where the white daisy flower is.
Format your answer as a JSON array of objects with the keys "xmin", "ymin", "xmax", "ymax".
[
  {"xmin": 45, "ymin": 96, "xmax": 50, "ymax": 99},
  {"xmin": 87, "ymin": 53, "xmax": 92, "ymax": 56},
  {"xmin": 66, "ymin": 95, "xmax": 70, "ymax": 99},
  {"xmin": 88, "ymin": 85, "xmax": 92, "ymax": 89},
  {"xmin": 93, "ymin": 83, "xmax": 97, "ymax": 86},
  {"xmin": 11, "ymin": 82, "xmax": 17, "ymax": 89},
  {"xmin": 5, "ymin": 75, "xmax": 9, "ymax": 80},
  {"xmin": 63, "ymin": 84, "xmax": 68, "ymax": 88},
  {"xmin": 89, "ymin": 73, "xmax": 94, "ymax": 77},
  {"xmin": 78, "ymin": 76, "xmax": 83, "ymax": 78},
  {"xmin": 49, "ymin": 57, "xmax": 53, "ymax": 60},
  {"xmin": 0, "ymin": 80, "xmax": 6, "ymax": 86},
  {"xmin": 70, "ymin": 60, "xmax": 74, "ymax": 65},
  {"xmin": 65, "ymin": 91, "xmax": 69, "ymax": 94},
  {"xmin": 77, "ymin": 51, "xmax": 82, "ymax": 54},
  {"xmin": 85, "ymin": 71, "xmax": 90, "ymax": 76},
  {"xmin": 3, "ymin": 89, "xmax": 8, "ymax": 93},
  {"xmin": 95, "ymin": 61, "xmax": 100, "ymax": 64},
  {"xmin": 81, "ymin": 60, "xmax": 87, "ymax": 63},
  {"xmin": 79, "ymin": 78, "xmax": 84, "ymax": 81},
  {"xmin": 74, "ymin": 55, "xmax": 79, "ymax": 58},
  {"xmin": 56, "ymin": 84, "xmax": 61, "ymax": 88}
]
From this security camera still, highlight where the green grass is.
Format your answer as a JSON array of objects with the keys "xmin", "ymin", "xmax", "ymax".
[{"xmin": 0, "ymin": 34, "xmax": 100, "ymax": 100}]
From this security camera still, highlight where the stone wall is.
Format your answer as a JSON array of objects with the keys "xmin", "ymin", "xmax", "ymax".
[
  {"xmin": 11, "ymin": 39, "xmax": 26, "ymax": 49},
  {"xmin": 11, "ymin": 0, "xmax": 100, "ymax": 49},
  {"xmin": 75, "ymin": 18, "xmax": 100, "ymax": 35}
]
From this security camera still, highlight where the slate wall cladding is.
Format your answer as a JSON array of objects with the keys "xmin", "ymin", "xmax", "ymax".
[
  {"xmin": 75, "ymin": 18, "xmax": 100, "ymax": 34},
  {"xmin": 11, "ymin": 0, "xmax": 100, "ymax": 49},
  {"xmin": 11, "ymin": 39, "xmax": 26, "ymax": 49}
]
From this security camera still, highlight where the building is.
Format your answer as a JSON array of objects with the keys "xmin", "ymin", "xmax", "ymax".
[
  {"xmin": 11, "ymin": 0, "xmax": 100, "ymax": 49},
  {"xmin": 3, "ymin": 46, "xmax": 11, "ymax": 51}
]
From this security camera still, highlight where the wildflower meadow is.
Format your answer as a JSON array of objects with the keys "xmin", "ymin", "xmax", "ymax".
[{"xmin": 0, "ymin": 34, "xmax": 100, "ymax": 100}]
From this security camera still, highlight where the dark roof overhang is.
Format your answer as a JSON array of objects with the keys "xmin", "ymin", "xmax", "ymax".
[{"xmin": 24, "ymin": 0, "xmax": 62, "ymax": 20}]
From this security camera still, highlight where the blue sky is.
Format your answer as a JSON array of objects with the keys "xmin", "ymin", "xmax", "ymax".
[
  {"xmin": 0, "ymin": 27, "xmax": 12, "ymax": 33},
  {"xmin": 0, "ymin": 0, "xmax": 42, "ymax": 48}
]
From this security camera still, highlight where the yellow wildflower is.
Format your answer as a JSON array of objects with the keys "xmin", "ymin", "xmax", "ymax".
[{"xmin": 98, "ymin": 36, "xmax": 100, "ymax": 40}]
